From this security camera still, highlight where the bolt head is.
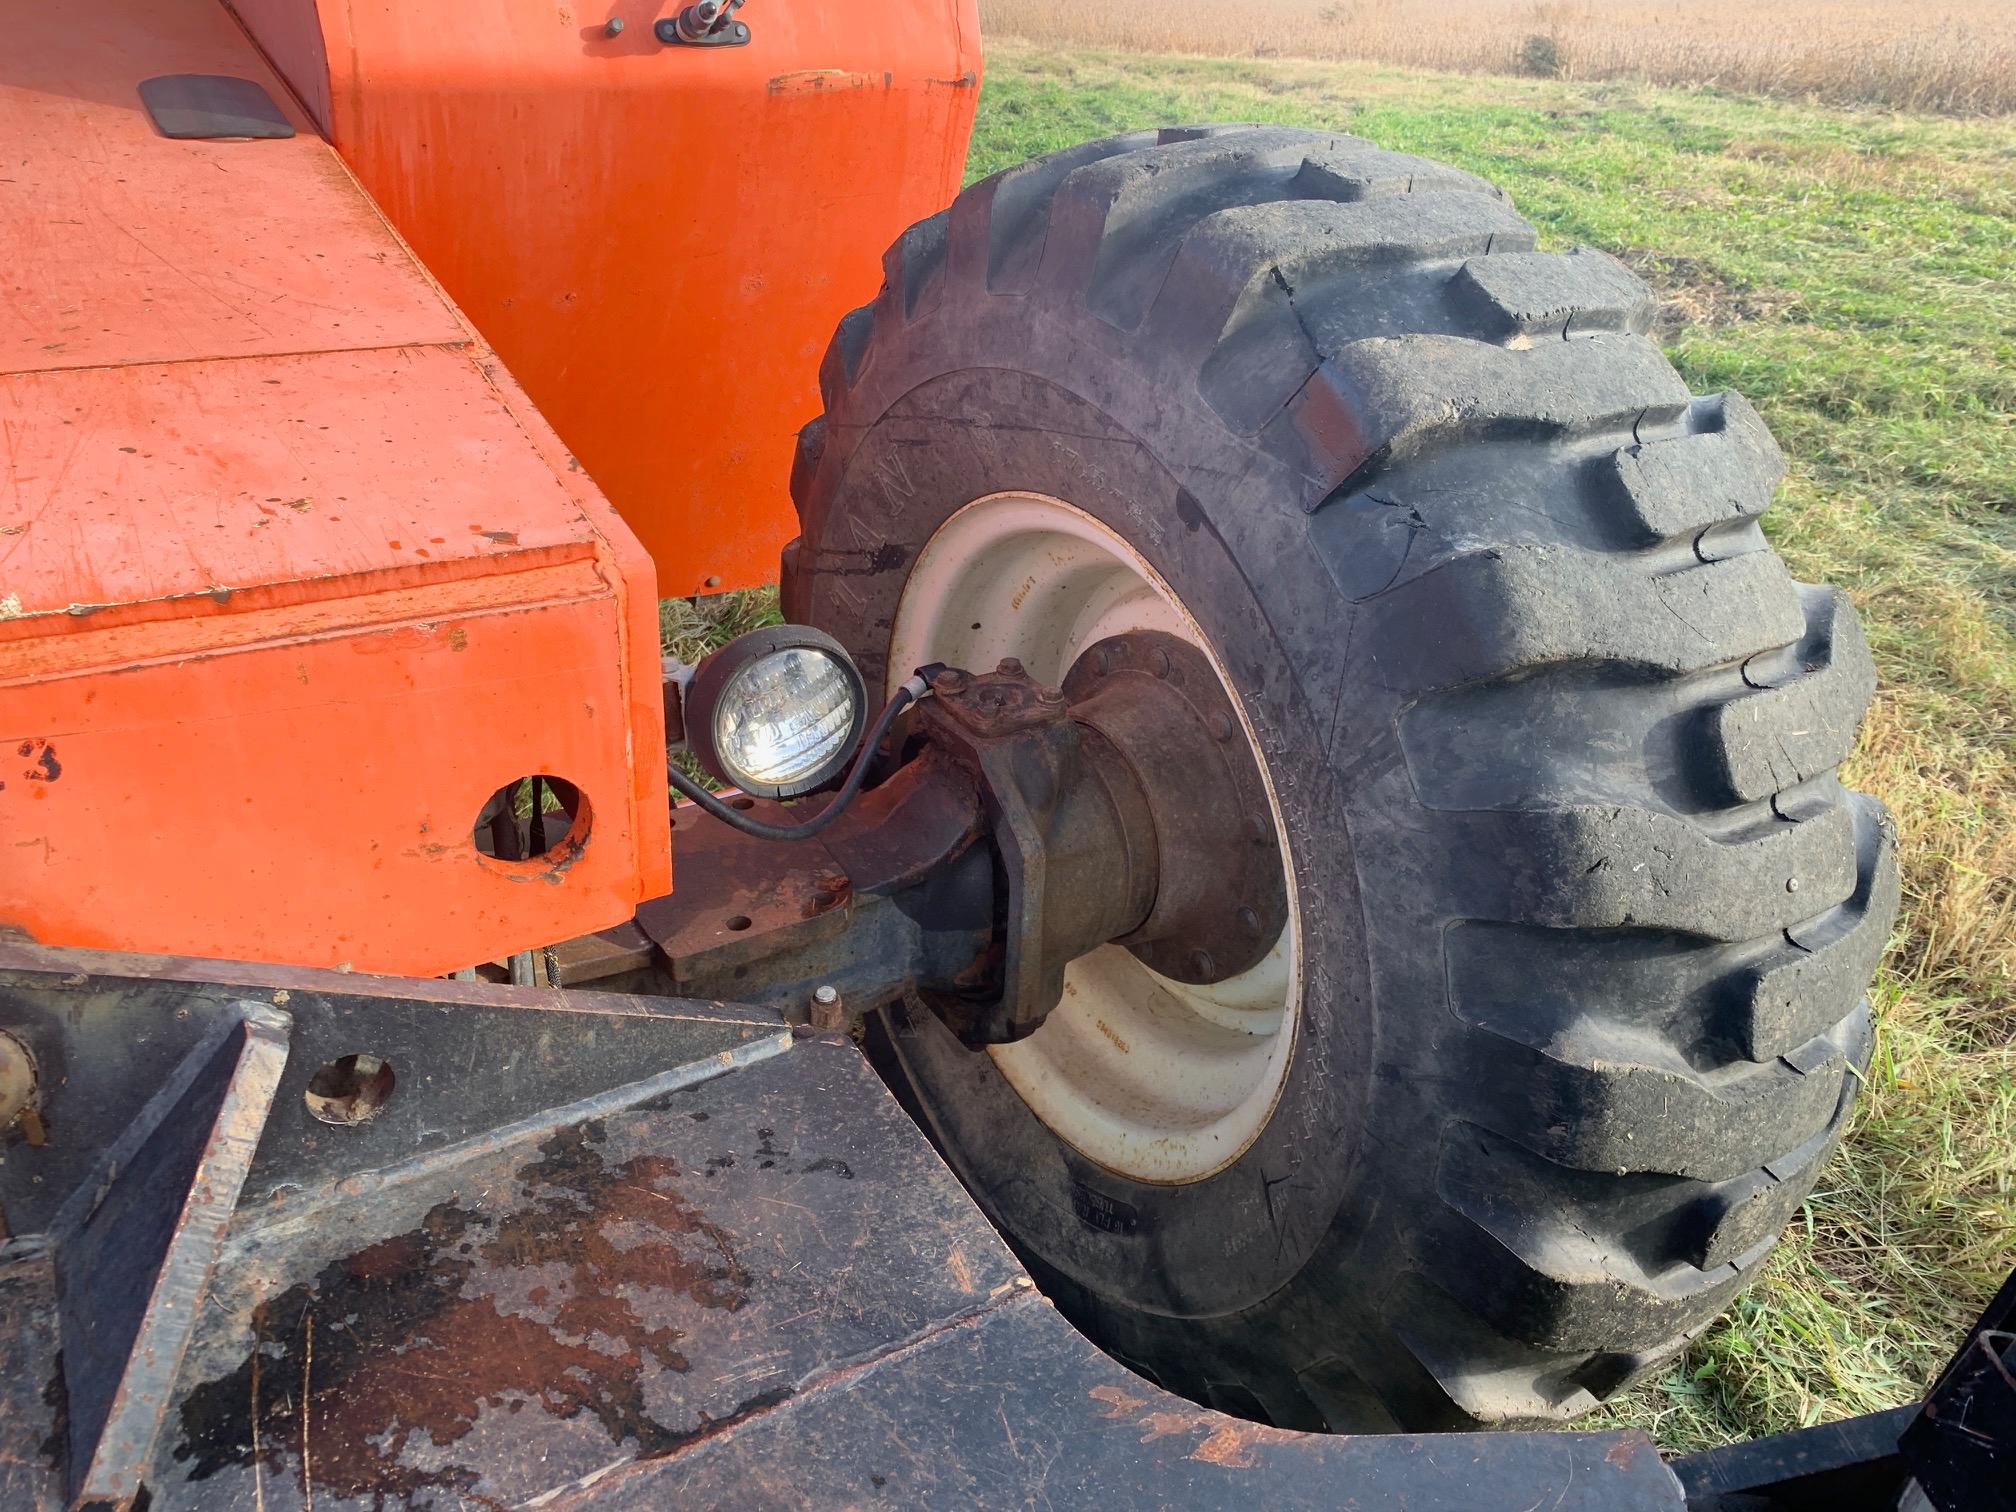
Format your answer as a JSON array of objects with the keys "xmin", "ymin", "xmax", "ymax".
[
  {"xmin": 1149, "ymin": 647, "xmax": 1172, "ymax": 678},
  {"xmin": 1237, "ymin": 906, "xmax": 1261, "ymax": 934},
  {"xmin": 1188, "ymin": 948, "xmax": 1217, "ymax": 977},
  {"xmin": 813, "ymin": 984, "xmax": 840, "ymax": 1005},
  {"xmin": 996, "ymin": 656, "xmax": 1026, "ymax": 677},
  {"xmin": 1209, "ymin": 712, "xmax": 1234, "ymax": 742},
  {"xmin": 603, "ymin": 15, "xmax": 625, "ymax": 34}
]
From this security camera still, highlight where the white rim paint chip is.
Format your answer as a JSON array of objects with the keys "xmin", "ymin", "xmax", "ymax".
[{"xmin": 888, "ymin": 492, "xmax": 1301, "ymax": 1185}]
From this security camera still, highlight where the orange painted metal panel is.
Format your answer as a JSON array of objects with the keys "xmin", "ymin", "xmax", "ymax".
[
  {"xmin": 313, "ymin": 0, "xmax": 983, "ymax": 595},
  {"xmin": 1, "ymin": 0, "xmax": 669, "ymax": 973},
  {"xmin": 0, "ymin": 3, "xmax": 457, "ymax": 375}
]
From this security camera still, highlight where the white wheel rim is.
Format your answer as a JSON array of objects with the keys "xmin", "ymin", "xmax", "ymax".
[{"xmin": 889, "ymin": 492, "xmax": 1300, "ymax": 1184}]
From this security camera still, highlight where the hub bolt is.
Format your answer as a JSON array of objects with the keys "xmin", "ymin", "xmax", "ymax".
[{"xmin": 1189, "ymin": 948, "xmax": 1217, "ymax": 978}]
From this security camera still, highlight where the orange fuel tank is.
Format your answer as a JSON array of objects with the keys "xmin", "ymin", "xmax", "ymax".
[{"xmin": 229, "ymin": 0, "xmax": 984, "ymax": 597}]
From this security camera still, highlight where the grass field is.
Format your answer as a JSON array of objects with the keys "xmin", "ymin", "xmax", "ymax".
[
  {"xmin": 966, "ymin": 44, "xmax": 2016, "ymax": 1450},
  {"xmin": 673, "ymin": 42, "xmax": 2015, "ymax": 1452},
  {"xmin": 980, "ymin": 0, "xmax": 2016, "ymax": 114}
]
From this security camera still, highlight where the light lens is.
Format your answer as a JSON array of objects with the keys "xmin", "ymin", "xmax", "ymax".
[{"xmin": 713, "ymin": 647, "xmax": 862, "ymax": 790}]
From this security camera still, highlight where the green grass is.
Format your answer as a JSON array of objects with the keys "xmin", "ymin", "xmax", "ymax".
[{"xmin": 967, "ymin": 43, "xmax": 2016, "ymax": 1450}]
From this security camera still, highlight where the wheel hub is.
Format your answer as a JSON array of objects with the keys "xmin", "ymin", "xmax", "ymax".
[
  {"xmin": 886, "ymin": 490, "xmax": 1301, "ymax": 1184},
  {"xmin": 1064, "ymin": 631, "xmax": 1288, "ymax": 987}
]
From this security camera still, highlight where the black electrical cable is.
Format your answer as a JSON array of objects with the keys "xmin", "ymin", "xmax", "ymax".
[{"xmin": 665, "ymin": 676, "xmax": 928, "ymax": 842}]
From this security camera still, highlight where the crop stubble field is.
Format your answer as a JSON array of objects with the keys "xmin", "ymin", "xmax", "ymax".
[
  {"xmin": 980, "ymin": 0, "xmax": 2016, "ymax": 115},
  {"xmin": 673, "ymin": 18, "xmax": 2016, "ymax": 1455}
]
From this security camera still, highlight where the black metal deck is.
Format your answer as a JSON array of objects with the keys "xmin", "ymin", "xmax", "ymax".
[{"xmin": 0, "ymin": 941, "xmax": 1717, "ymax": 1509}]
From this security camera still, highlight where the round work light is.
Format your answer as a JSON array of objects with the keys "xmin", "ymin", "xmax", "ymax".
[{"xmin": 683, "ymin": 626, "xmax": 869, "ymax": 801}]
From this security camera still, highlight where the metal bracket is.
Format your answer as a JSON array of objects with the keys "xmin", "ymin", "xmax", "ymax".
[
  {"xmin": 655, "ymin": 0, "xmax": 749, "ymax": 46},
  {"xmin": 51, "ymin": 1003, "xmax": 293, "ymax": 1507}
]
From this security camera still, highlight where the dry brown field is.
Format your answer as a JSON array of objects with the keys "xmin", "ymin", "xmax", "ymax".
[{"xmin": 978, "ymin": 0, "xmax": 2016, "ymax": 113}]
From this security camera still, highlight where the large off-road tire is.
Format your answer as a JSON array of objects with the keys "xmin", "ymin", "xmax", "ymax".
[{"xmin": 782, "ymin": 126, "xmax": 1898, "ymax": 1431}]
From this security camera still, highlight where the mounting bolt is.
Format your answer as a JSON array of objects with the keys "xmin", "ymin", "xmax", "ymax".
[
  {"xmin": 1245, "ymin": 814, "xmax": 1270, "ymax": 843},
  {"xmin": 997, "ymin": 656, "xmax": 1026, "ymax": 677},
  {"xmin": 1237, "ymin": 906, "xmax": 1262, "ymax": 935},
  {"xmin": 1149, "ymin": 647, "xmax": 1172, "ymax": 678},
  {"xmin": 1189, "ymin": 948, "xmax": 1217, "ymax": 978},
  {"xmin": 931, "ymin": 669, "xmax": 970, "ymax": 696},
  {"xmin": 810, "ymin": 984, "xmax": 845, "ymax": 1032},
  {"xmin": 603, "ymin": 16, "xmax": 625, "ymax": 35},
  {"xmin": 1209, "ymin": 712, "xmax": 1234, "ymax": 742}
]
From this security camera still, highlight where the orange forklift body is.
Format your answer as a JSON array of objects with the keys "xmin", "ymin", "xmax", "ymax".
[
  {"xmin": 232, "ymin": 0, "xmax": 983, "ymax": 595},
  {"xmin": 0, "ymin": 0, "xmax": 978, "ymax": 972},
  {"xmin": 0, "ymin": 0, "xmax": 672, "ymax": 974}
]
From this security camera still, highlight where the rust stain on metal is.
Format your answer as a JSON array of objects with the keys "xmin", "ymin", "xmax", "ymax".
[
  {"xmin": 1135, "ymin": 1410, "xmax": 1204, "ymax": 1445},
  {"xmin": 1088, "ymin": 1383, "xmax": 1147, "ymax": 1419},
  {"xmin": 1605, "ymin": 1433, "xmax": 1653, "ymax": 1471},
  {"xmin": 1091, "ymin": 1382, "xmax": 1292, "ymax": 1468},
  {"xmin": 174, "ymin": 1119, "xmax": 751, "ymax": 1503},
  {"xmin": 1189, "ymin": 1421, "xmax": 1268, "ymax": 1470},
  {"xmin": 947, "ymin": 1244, "xmax": 974, "ymax": 1294},
  {"xmin": 766, "ymin": 69, "xmax": 871, "ymax": 94}
]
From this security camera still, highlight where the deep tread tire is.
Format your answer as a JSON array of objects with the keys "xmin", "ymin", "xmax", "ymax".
[{"xmin": 784, "ymin": 126, "xmax": 1896, "ymax": 1430}]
